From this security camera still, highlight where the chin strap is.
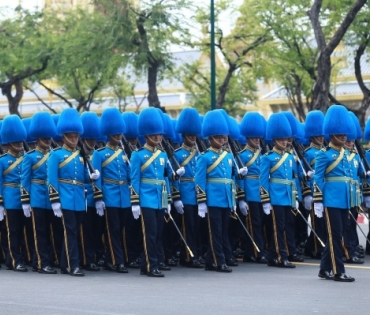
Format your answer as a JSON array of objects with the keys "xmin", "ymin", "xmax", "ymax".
[
  {"xmin": 147, "ymin": 135, "xmax": 162, "ymax": 146},
  {"xmin": 184, "ymin": 135, "xmax": 196, "ymax": 146},
  {"xmin": 83, "ymin": 140, "xmax": 95, "ymax": 151},
  {"xmin": 210, "ymin": 136, "xmax": 224, "ymax": 147},
  {"xmin": 39, "ymin": 139, "xmax": 51, "ymax": 150},
  {"xmin": 63, "ymin": 134, "xmax": 77, "ymax": 148},
  {"xmin": 332, "ymin": 135, "xmax": 346, "ymax": 146}
]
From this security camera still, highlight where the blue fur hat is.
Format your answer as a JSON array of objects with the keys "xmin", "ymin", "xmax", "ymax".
[
  {"xmin": 172, "ymin": 120, "xmax": 183, "ymax": 144},
  {"xmin": 364, "ymin": 118, "xmax": 370, "ymax": 141},
  {"xmin": 138, "ymin": 107, "xmax": 164, "ymax": 136},
  {"xmin": 100, "ymin": 108, "xmax": 126, "ymax": 136},
  {"xmin": 0, "ymin": 121, "xmax": 2, "ymax": 144},
  {"xmin": 282, "ymin": 111, "xmax": 299, "ymax": 138},
  {"xmin": 52, "ymin": 114, "xmax": 62, "ymax": 142},
  {"xmin": 347, "ymin": 111, "xmax": 362, "ymax": 141},
  {"xmin": 57, "ymin": 108, "xmax": 83, "ymax": 135},
  {"xmin": 29, "ymin": 112, "xmax": 57, "ymax": 139},
  {"xmin": 22, "ymin": 117, "xmax": 35, "ymax": 143},
  {"xmin": 81, "ymin": 112, "xmax": 101, "ymax": 139},
  {"xmin": 122, "ymin": 112, "xmax": 139, "ymax": 139},
  {"xmin": 163, "ymin": 114, "xmax": 175, "ymax": 140},
  {"xmin": 228, "ymin": 117, "xmax": 240, "ymax": 141},
  {"xmin": 176, "ymin": 108, "xmax": 201, "ymax": 135},
  {"xmin": 305, "ymin": 110, "xmax": 324, "ymax": 138},
  {"xmin": 323, "ymin": 105, "xmax": 354, "ymax": 136},
  {"xmin": 1, "ymin": 115, "xmax": 27, "ymax": 144},
  {"xmin": 266, "ymin": 113, "xmax": 292, "ymax": 140},
  {"xmin": 238, "ymin": 124, "xmax": 247, "ymax": 145},
  {"xmin": 202, "ymin": 110, "xmax": 229, "ymax": 137},
  {"xmin": 240, "ymin": 112, "xmax": 266, "ymax": 138},
  {"xmin": 198, "ymin": 115, "xmax": 204, "ymax": 139}
]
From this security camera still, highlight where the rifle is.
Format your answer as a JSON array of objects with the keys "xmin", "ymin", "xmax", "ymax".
[
  {"xmin": 292, "ymin": 140, "xmax": 313, "ymax": 175},
  {"xmin": 227, "ymin": 136, "xmax": 244, "ymax": 171},
  {"xmin": 161, "ymin": 138, "xmax": 181, "ymax": 174},
  {"xmin": 120, "ymin": 134, "xmax": 135, "ymax": 160},
  {"xmin": 23, "ymin": 141, "xmax": 30, "ymax": 153},
  {"xmin": 78, "ymin": 139, "xmax": 95, "ymax": 176},
  {"xmin": 260, "ymin": 139, "xmax": 271, "ymax": 155},
  {"xmin": 354, "ymin": 140, "xmax": 370, "ymax": 173},
  {"xmin": 196, "ymin": 136, "xmax": 207, "ymax": 153}
]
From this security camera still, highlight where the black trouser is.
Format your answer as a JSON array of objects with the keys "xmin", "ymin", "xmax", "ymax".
[
  {"xmin": 125, "ymin": 208, "xmax": 143, "ymax": 264},
  {"xmin": 0, "ymin": 219, "xmax": 7, "ymax": 262},
  {"xmin": 140, "ymin": 208, "xmax": 165, "ymax": 272},
  {"xmin": 295, "ymin": 202, "xmax": 309, "ymax": 246},
  {"xmin": 21, "ymin": 217, "xmax": 35, "ymax": 266},
  {"xmin": 60, "ymin": 210, "xmax": 84, "ymax": 270},
  {"xmin": 51, "ymin": 215, "xmax": 64, "ymax": 266},
  {"xmin": 268, "ymin": 205, "xmax": 290, "ymax": 263},
  {"xmin": 31, "ymin": 208, "xmax": 54, "ymax": 269},
  {"xmin": 343, "ymin": 207, "xmax": 358, "ymax": 259},
  {"xmin": 104, "ymin": 207, "xmax": 129, "ymax": 266},
  {"xmin": 162, "ymin": 205, "xmax": 180, "ymax": 262},
  {"xmin": 205, "ymin": 207, "xmax": 233, "ymax": 266},
  {"xmin": 305, "ymin": 208, "xmax": 326, "ymax": 257},
  {"xmin": 320, "ymin": 207, "xmax": 348, "ymax": 275},
  {"xmin": 245, "ymin": 202, "xmax": 266, "ymax": 258},
  {"xmin": 5, "ymin": 209, "xmax": 28, "ymax": 268},
  {"xmin": 180, "ymin": 204, "xmax": 201, "ymax": 262},
  {"xmin": 80, "ymin": 206, "xmax": 104, "ymax": 266},
  {"xmin": 285, "ymin": 207, "xmax": 297, "ymax": 256}
]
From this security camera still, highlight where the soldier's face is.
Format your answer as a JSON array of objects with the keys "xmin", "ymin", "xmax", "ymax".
[
  {"xmin": 345, "ymin": 140, "xmax": 354, "ymax": 150},
  {"xmin": 63, "ymin": 133, "xmax": 79, "ymax": 149},
  {"xmin": 311, "ymin": 136, "xmax": 324, "ymax": 146},
  {"xmin": 247, "ymin": 138, "xmax": 260, "ymax": 149},
  {"xmin": 109, "ymin": 134, "xmax": 122, "ymax": 146},
  {"xmin": 37, "ymin": 138, "xmax": 52, "ymax": 150},
  {"xmin": 183, "ymin": 135, "xmax": 196, "ymax": 147},
  {"xmin": 274, "ymin": 138, "xmax": 288, "ymax": 150},
  {"xmin": 127, "ymin": 138, "xmax": 138, "ymax": 146},
  {"xmin": 83, "ymin": 138, "xmax": 96, "ymax": 150},
  {"xmin": 146, "ymin": 134, "xmax": 163, "ymax": 147},
  {"xmin": 209, "ymin": 135, "xmax": 226, "ymax": 149},
  {"xmin": 9, "ymin": 141, "xmax": 23, "ymax": 153},
  {"xmin": 330, "ymin": 134, "xmax": 347, "ymax": 147}
]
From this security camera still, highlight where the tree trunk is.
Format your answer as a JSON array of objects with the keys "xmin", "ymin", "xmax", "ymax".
[
  {"xmin": 312, "ymin": 52, "xmax": 331, "ymax": 111},
  {"xmin": 1, "ymin": 81, "xmax": 23, "ymax": 116},
  {"xmin": 147, "ymin": 60, "xmax": 161, "ymax": 107},
  {"xmin": 216, "ymin": 66, "xmax": 235, "ymax": 109}
]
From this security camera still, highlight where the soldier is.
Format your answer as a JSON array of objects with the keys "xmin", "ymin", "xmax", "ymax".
[
  {"xmin": 195, "ymin": 110, "xmax": 246, "ymax": 273},
  {"xmin": 0, "ymin": 115, "xmax": 29, "ymax": 271},
  {"xmin": 48, "ymin": 108, "xmax": 100, "ymax": 277},
  {"xmin": 313, "ymin": 105, "xmax": 355, "ymax": 282},
  {"xmin": 238, "ymin": 112, "xmax": 268, "ymax": 264},
  {"xmin": 93, "ymin": 108, "xmax": 130, "ymax": 273},
  {"xmin": 260, "ymin": 113, "xmax": 297, "ymax": 268},
  {"xmin": 172, "ymin": 108, "xmax": 204, "ymax": 268},
  {"xmin": 303, "ymin": 111, "xmax": 327, "ymax": 260},
  {"xmin": 79, "ymin": 112, "xmax": 104, "ymax": 271},
  {"xmin": 21, "ymin": 112, "xmax": 58, "ymax": 274},
  {"xmin": 130, "ymin": 107, "xmax": 172, "ymax": 277}
]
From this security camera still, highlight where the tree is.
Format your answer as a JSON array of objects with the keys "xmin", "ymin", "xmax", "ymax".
[{"xmin": 0, "ymin": 6, "xmax": 52, "ymax": 116}]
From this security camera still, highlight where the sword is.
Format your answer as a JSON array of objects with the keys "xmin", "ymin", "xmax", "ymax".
[
  {"xmin": 230, "ymin": 212, "xmax": 260, "ymax": 253},
  {"xmin": 348, "ymin": 210, "xmax": 370, "ymax": 246},
  {"xmin": 166, "ymin": 213, "xmax": 194, "ymax": 258},
  {"xmin": 296, "ymin": 208, "xmax": 325, "ymax": 247}
]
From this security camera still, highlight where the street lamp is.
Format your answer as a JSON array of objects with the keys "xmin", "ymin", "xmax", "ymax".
[{"xmin": 210, "ymin": 0, "xmax": 216, "ymax": 110}]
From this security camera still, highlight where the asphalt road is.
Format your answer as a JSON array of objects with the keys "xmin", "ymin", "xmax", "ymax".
[{"xmin": 0, "ymin": 225, "xmax": 369, "ymax": 315}]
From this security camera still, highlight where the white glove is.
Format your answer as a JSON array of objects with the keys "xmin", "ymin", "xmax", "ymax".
[
  {"xmin": 174, "ymin": 200, "xmax": 184, "ymax": 214},
  {"xmin": 176, "ymin": 167, "xmax": 185, "ymax": 177},
  {"xmin": 0, "ymin": 206, "xmax": 4, "ymax": 221},
  {"xmin": 22, "ymin": 204, "xmax": 31, "ymax": 218},
  {"xmin": 95, "ymin": 200, "xmax": 105, "ymax": 216},
  {"xmin": 132, "ymin": 205, "xmax": 141, "ymax": 219},
  {"xmin": 239, "ymin": 200, "xmax": 248, "ymax": 216},
  {"xmin": 303, "ymin": 196, "xmax": 313, "ymax": 211},
  {"xmin": 90, "ymin": 169, "xmax": 100, "ymax": 180},
  {"xmin": 52, "ymin": 202, "xmax": 62, "ymax": 217},
  {"xmin": 198, "ymin": 202, "xmax": 207, "ymax": 218},
  {"xmin": 295, "ymin": 200, "xmax": 299, "ymax": 210},
  {"xmin": 314, "ymin": 203, "xmax": 324, "ymax": 218},
  {"xmin": 263, "ymin": 203, "xmax": 271, "ymax": 215},
  {"xmin": 364, "ymin": 196, "xmax": 370, "ymax": 208},
  {"xmin": 165, "ymin": 204, "xmax": 172, "ymax": 214},
  {"xmin": 366, "ymin": 171, "xmax": 370, "ymax": 177},
  {"xmin": 307, "ymin": 170, "xmax": 315, "ymax": 180},
  {"xmin": 238, "ymin": 166, "xmax": 248, "ymax": 176}
]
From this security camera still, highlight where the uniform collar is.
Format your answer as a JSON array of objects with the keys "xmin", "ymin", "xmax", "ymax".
[
  {"xmin": 144, "ymin": 143, "xmax": 156, "ymax": 153},
  {"xmin": 272, "ymin": 147, "xmax": 284, "ymax": 155},
  {"xmin": 36, "ymin": 147, "xmax": 50, "ymax": 155},
  {"xmin": 7, "ymin": 151, "xmax": 23, "ymax": 158},
  {"xmin": 209, "ymin": 147, "xmax": 222, "ymax": 154},
  {"xmin": 63, "ymin": 144, "xmax": 77, "ymax": 152},
  {"xmin": 329, "ymin": 142, "xmax": 342, "ymax": 152},
  {"xmin": 181, "ymin": 144, "xmax": 195, "ymax": 152},
  {"xmin": 310, "ymin": 143, "xmax": 323, "ymax": 150},
  {"xmin": 245, "ymin": 145, "xmax": 259, "ymax": 153},
  {"xmin": 106, "ymin": 143, "xmax": 119, "ymax": 151}
]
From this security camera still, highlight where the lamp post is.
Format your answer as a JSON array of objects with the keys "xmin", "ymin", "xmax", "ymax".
[{"xmin": 210, "ymin": 0, "xmax": 216, "ymax": 110}]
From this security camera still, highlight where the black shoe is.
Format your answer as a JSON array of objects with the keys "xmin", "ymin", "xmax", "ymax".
[
  {"xmin": 278, "ymin": 260, "xmax": 296, "ymax": 268},
  {"xmin": 357, "ymin": 245, "xmax": 364, "ymax": 253},
  {"xmin": 14, "ymin": 264, "xmax": 28, "ymax": 272},
  {"xmin": 226, "ymin": 258, "xmax": 238, "ymax": 266},
  {"xmin": 233, "ymin": 248, "xmax": 244, "ymax": 258},
  {"xmin": 217, "ymin": 264, "xmax": 232, "ymax": 273},
  {"xmin": 97, "ymin": 258, "xmax": 105, "ymax": 267},
  {"xmin": 198, "ymin": 257, "xmax": 205, "ymax": 265},
  {"xmin": 32, "ymin": 266, "xmax": 38, "ymax": 272},
  {"xmin": 187, "ymin": 260, "xmax": 204, "ymax": 269},
  {"xmin": 158, "ymin": 263, "xmax": 171, "ymax": 271},
  {"xmin": 165, "ymin": 258, "xmax": 178, "ymax": 267},
  {"xmin": 147, "ymin": 269, "xmax": 165, "ymax": 277},
  {"xmin": 355, "ymin": 251, "xmax": 365, "ymax": 258},
  {"xmin": 288, "ymin": 254, "xmax": 304, "ymax": 262},
  {"xmin": 70, "ymin": 267, "xmax": 84, "ymax": 276},
  {"xmin": 38, "ymin": 266, "xmax": 57, "ymax": 274},
  {"xmin": 6, "ymin": 265, "xmax": 13, "ymax": 270},
  {"xmin": 345, "ymin": 257, "xmax": 364, "ymax": 264},
  {"xmin": 104, "ymin": 263, "xmax": 117, "ymax": 271},
  {"xmin": 256, "ymin": 256, "xmax": 268, "ymax": 264},
  {"xmin": 140, "ymin": 270, "xmax": 147, "ymax": 276},
  {"xmin": 267, "ymin": 259, "xmax": 279, "ymax": 267},
  {"xmin": 243, "ymin": 256, "xmax": 257, "ymax": 263},
  {"xmin": 86, "ymin": 263, "xmax": 100, "ymax": 271},
  {"xmin": 60, "ymin": 268, "xmax": 70, "ymax": 275},
  {"xmin": 127, "ymin": 261, "xmax": 141, "ymax": 269},
  {"xmin": 334, "ymin": 273, "xmax": 355, "ymax": 282},
  {"xmin": 204, "ymin": 263, "xmax": 217, "ymax": 271},
  {"xmin": 318, "ymin": 269, "xmax": 334, "ymax": 280},
  {"xmin": 116, "ymin": 264, "xmax": 129, "ymax": 273}
]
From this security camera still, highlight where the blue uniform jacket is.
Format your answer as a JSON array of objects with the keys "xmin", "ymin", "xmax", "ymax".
[
  {"xmin": 195, "ymin": 147, "xmax": 238, "ymax": 209},
  {"xmin": 304, "ymin": 144, "xmax": 322, "ymax": 194},
  {"xmin": 238, "ymin": 145, "xmax": 261, "ymax": 202},
  {"xmin": 47, "ymin": 145, "xmax": 88, "ymax": 211},
  {"xmin": 260, "ymin": 148, "xmax": 296, "ymax": 207},
  {"xmin": 0, "ymin": 152, "xmax": 23, "ymax": 210},
  {"xmin": 172, "ymin": 144, "xmax": 199, "ymax": 205},
  {"xmin": 93, "ymin": 145, "xmax": 131, "ymax": 208},
  {"xmin": 313, "ymin": 144, "xmax": 352, "ymax": 210},
  {"xmin": 21, "ymin": 148, "xmax": 52, "ymax": 210},
  {"xmin": 346, "ymin": 149, "xmax": 362, "ymax": 207},
  {"xmin": 130, "ymin": 144, "xmax": 172, "ymax": 210}
]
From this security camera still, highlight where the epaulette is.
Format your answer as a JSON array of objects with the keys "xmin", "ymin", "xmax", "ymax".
[
  {"xmin": 322, "ymin": 147, "xmax": 328, "ymax": 152},
  {"xmin": 52, "ymin": 147, "xmax": 61, "ymax": 151},
  {"xmin": 97, "ymin": 147, "xmax": 105, "ymax": 151},
  {"xmin": 26, "ymin": 149, "xmax": 35, "ymax": 154}
]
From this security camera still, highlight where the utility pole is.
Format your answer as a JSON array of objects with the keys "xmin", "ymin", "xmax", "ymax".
[{"xmin": 210, "ymin": 0, "xmax": 216, "ymax": 110}]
